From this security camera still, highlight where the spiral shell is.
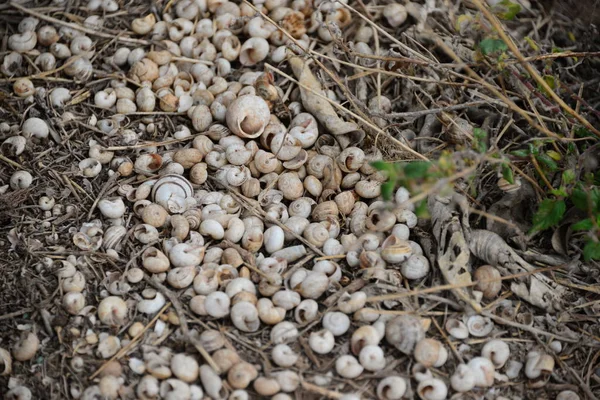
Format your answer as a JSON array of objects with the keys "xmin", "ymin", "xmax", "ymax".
[
  {"xmin": 103, "ymin": 225, "xmax": 127, "ymax": 250},
  {"xmin": 151, "ymin": 174, "xmax": 194, "ymax": 213},
  {"xmin": 226, "ymin": 95, "xmax": 271, "ymax": 139}
]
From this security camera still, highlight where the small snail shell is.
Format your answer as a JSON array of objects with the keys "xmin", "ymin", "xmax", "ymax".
[
  {"xmin": 22, "ymin": 117, "xmax": 49, "ymax": 139},
  {"xmin": 37, "ymin": 25, "xmax": 59, "ymax": 46},
  {"xmin": 199, "ymin": 365, "xmax": 225, "ymax": 399},
  {"xmin": 294, "ymin": 299, "xmax": 318, "ymax": 324},
  {"xmin": 271, "ymin": 321, "xmax": 298, "ymax": 344},
  {"xmin": 264, "ymin": 225, "xmax": 285, "ymax": 254},
  {"xmin": 137, "ymin": 289, "xmax": 166, "ymax": 314},
  {"xmin": 401, "ymin": 255, "xmax": 430, "ymax": 280},
  {"xmin": 142, "ymin": 247, "xmax": 170, "ymax": 273},
  {"xmin": 377, "ymin": 376, "xmax": 407, "ymax": 400},
  {"xmin": 309, "ymin": 329, "xmax": 335, "ymax": 354},
  {"xmin": 134, "ymin": 153, "xmax": 163, "ymax": 175},
  {"xmin": 337, "ymin": 147, "xmax": 365, "ymax": 173},
  {"xmin": 359, "ymin": 345, "xmax": 386, "ymax": 371},
  {"xmin": 212, "ymin": 348, "xmax": 240, "ymax": 374},
  {"xmin": 170, "ymin": 354, "xmax": 199, "ymax": 383},
  {"xmin": 417, "ymin": 378, "xmax": 447, "ymax": 400},
  {"xmin": 8, "ymin": 31, "xmax": 37, "ymax": 52},
  {"xmin": 445, "ymin": 318, "xmax": 468, "ymax": 339},
  {"xmin": 205, "ymin": 291, "xmax": 231, "ymax": 318},
  {"xmin": 169, "ymin": 243, "xmax": 205, "ymax": 268},
  {"xmin": 272, "ymin": 344, "xmax": 298, "ymax": 367},
  {"xmin": 294, "ymin": 271, "xmax": 329, "ymax": 299},
  {"xmin": 335, "ymin": 355, "xmax": 364, "ymax": 379},
  {"xmin": 0, "ymin": 347, "xmax": 11, "ymax": 376},
  {"xmin": 239, "ymin": 37, "xmax": 269, "ymax": 66},
  {"xmin": 414, "ymin": 338, "xmax": 448, "ymax": 368},
  {"xmin": 338, "ymin": 291, "xmax": 367, "ymax": 314},
  {"xmin": 466, "ymin": 315, "xmax": 494, "ymax": 337},
  {"xmin": 385, "ymin": 315, "xmax": 425, "ymax": 355},
  {"xmin": 167, "ymin": 266, "xmax": 196, "ymax": 289},
  {"xmin": 13, "ymin": 78, "xmax": 34, "ymax": 98},
  {"xmin": 228, "ymin": 362, "xmax": 258, "ymax": 390},
  {"xmin": 98, "ymin": 197, "xmax": 126, "ymax": 219},
  {"xmin": 98, "ymin": 296, "xmax": 128, "ymax": 326},
  {"xmin": 351, "ymin": 325, "xmax": 381, "ymax": 355},
  {"xmin": 10, "ymin": 170, "xmax": 33, "ymax": 189},
  {"xmin": 355, "ymin": 179, "xmax": 381, "ymax": 199},
  {"xmin": 169, "ymin": 214, "xmax": 190, "ymax": 241},
  {"xmin": 63, "ymin": 292, "xmax": 85, "ymax": 315},
  {"xmin": 133, "ymin": 224, "xmax": 159, "ymax": 244},
  {"xmin": 474, "ymin": 265, "xmax": 502, "ymax": 299},
  {"xmin": 380, "ymin": 235, "xmax": 412, "ymax": 264},
  {"xmin": 152, "ymin": 174, "xmax": 194, "ymax": 212},
  {"xmin": 230, "ymin": 301, "xmax": 260, "ymax": 332},
  {"xmin": 525, "ymin": 351, "xmax": 554, "ymax": 383},
  {"xmin": 274, "ymin": 370, "xmax": 299, "ymax": 393},
  {"xmin": 468, "ymin": 356, "xmax": 495, "ymax": 387},
  {"xmin": 322, "ymin": 312, "xmax": 351, "ymax": 336},
  {"xmin": 254, "ymin": 377, "xmax": 281, "ymax": 397},
  {"xmin": 141, "ymin": 203, "xmax": 168, "ymax": 227},
  {"xmin": 1, "ymin": 136, "xmax": 27, "ymax": 157},
  {"xmin": 303, "ymin": 223, "xmax": 329, "ymax": 248},
  {"xmin": 132, "ymin": 14, "xmax": 156, "ymax": 35},
  {"xmin": 35, "ymin": 52, "xmax": 57, "ymax": 72},
  {"xmin": 450, "ymin": 363, "xmax": 476, "ymax": 392},
  {"xmin": 556, "ymin": 391, "xmax": 580, "ymax": 400},
  {"xmin": 481, "ymin": 339, "xmax": 510, "ymax": 368},
  {"xmin": 64, "ymin": 56, "xmax": 93, "ymax": 81},
  {"xmin": 226, "ymin": 95, "xmax": 270, "ymax": 139},
  {"xmin": 383, "ymin": 4, "xmax": 408, "ymax": 27},
  {"xmin": 12, "ymin": 332, "xmax": 39, "ymax": 361}
]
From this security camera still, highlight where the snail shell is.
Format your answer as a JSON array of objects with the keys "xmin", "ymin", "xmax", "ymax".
[
  {"xmin": 151, "ymin": 174, "xmax": 194, "ymax": 213},
  {"xmin": 226, "ymin": 94, "xmax": 270, "ymax": 139},
  {"xmin": 103, "ymin": 225, "xmax": 127, "ymax": 250},
  {"xmin": 385, "ymin": 315, "xmax": 425, "ymax": 355}
]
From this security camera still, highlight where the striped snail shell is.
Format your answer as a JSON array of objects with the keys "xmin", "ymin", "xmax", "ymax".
[{"xmin": 152, "ymin": 174, "xmax": 194, "ymax": 213}]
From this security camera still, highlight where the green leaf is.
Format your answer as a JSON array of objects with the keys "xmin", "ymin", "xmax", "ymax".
[
  {"xmin": 572, "ymin": 187, "xmax": 589, "ymax": 211},
  {"xmin": 572, "ymin": 187, "xmax": 600, "ymax": 212},
  {"xmin": 530, "ymin": 199, "xmax": 566, "ymax": 234},
  {"xmin": 572, "ymin": 218, "xmax": 593, "ymax": 231},
  {"xmin": 562, "ymin": 169, "xmax": 576, "ymax": 185},
  {"xmin": 493, "ymin": 0, "xmax": 521, "ymax": 20},
  {"xmin": 511, "ymin": 149, "xmax": 530, "ymax": 158},
  {"xmin": 479, "ymin": 38, "xmax": 508, "ymax": 56},
  {"xmin": 574, "ymin": 125, "xmax": 593, "ymax": 138},
  {"xmin": 371, "ymin": 160, "xmax": 393, "ymax": 173},
  {"xmin": 550, "ymin": 187, "xmax": 568, "ymax": 197},
  {"xmin": 528, "ymin": 143, "xmax": 539, "ymax": 155},
  {"xmin": 502, "ymin": 164, "xmax": 514, "ymax": 184},
  {"xmin": 536, "ymin": 153, "xmax": 558, "ymax": 171},
  {"xmin": 381, "ymin": 181, "xmax": 395, "ymax": 201},
  {"xmin": 472, "ymin": 128, "xmax": 488, "ymax": 153},
  {"xmin": 592, "ymin": 188, "xmax": 600, "ymax": 212},
  {"xmin": 403, "ymin": 161, "xmax": 432, "ymax": 179},
  {"xmin": 414, "ymin": 199, "xmax": 430, "ymax": 219},
  {"xmin": 524, "ymin": 36, "xmax": 539, "ymax": 52},
  {"xmin": 583, "ymin": 241, "xmax": 600, "ymax": 261}
]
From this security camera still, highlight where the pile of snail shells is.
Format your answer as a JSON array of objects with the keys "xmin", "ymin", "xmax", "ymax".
[{"xmin": 1, "ymin": 0, "xmax": 570, "ymax": 399}]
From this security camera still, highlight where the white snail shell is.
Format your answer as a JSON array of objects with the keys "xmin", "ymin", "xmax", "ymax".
[{"xmin": 226, "ymin": 95, "xmax": 270, "ymax": 139}]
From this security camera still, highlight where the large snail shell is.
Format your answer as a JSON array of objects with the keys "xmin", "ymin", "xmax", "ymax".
[
  {"xmin": 226, "ymin": 95, "xmax": 270, "ymax": 139},
  {"xmin": 152, "ymin": 174, "xmax": 194, "ymax": 213}
]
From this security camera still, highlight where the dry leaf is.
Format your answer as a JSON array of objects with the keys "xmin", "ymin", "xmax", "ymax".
[{"xmin": 289, "ymin": 56, "xmax": 364, "ymax": 147}]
